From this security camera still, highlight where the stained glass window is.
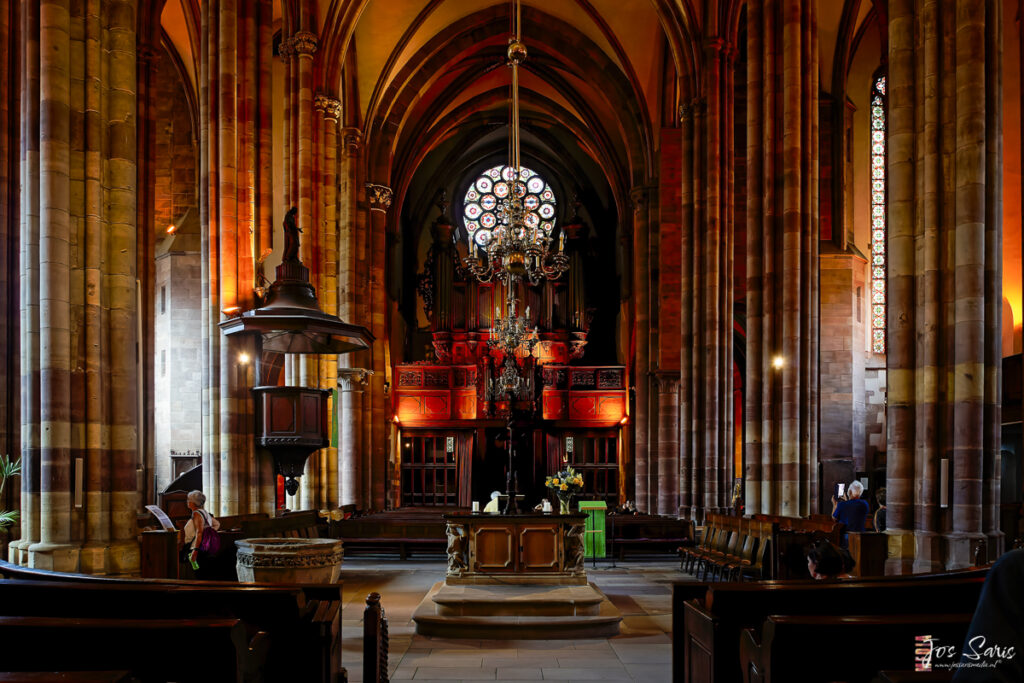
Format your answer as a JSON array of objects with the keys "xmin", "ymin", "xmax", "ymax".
[
  {"xmin": 870, "ymin": 75, "xmax": 886, "ymax": 354},
  {"xmin": 463, "ymin": 165, "xmax": 556, "ymax": 249}
]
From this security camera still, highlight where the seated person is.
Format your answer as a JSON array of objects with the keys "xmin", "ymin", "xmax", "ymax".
[
  {"xmin": 832, "ymin": 480, "xmax": 869, "ymax": 545},
  {"xmin": 483, "ymin": 490, "xmax": 501, "ymax": 513},
  {"xmin": 806, "ymin": 539, "xmax": 851, "ymax": 580}
]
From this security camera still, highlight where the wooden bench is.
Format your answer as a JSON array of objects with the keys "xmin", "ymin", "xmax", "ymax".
[
  {"xmin": 0, "ymin": 561, "xmax": 344, "ymax": 683},
  {"xmin": 608, "ymin": 513, "xmax": 693, "ymax": 558},
  {"xmin": 681, "ymin": 515, "xmax": 773, "ymax": 581},
  {"xmin": 674, "ymin": 571, "xmax": 988, "ymax": 683},
  {"xmin": 332, "ymin": 511, "xmax": 447, "ymax": 559},
  {"xmin": 739, "ymin": 613, "xmax": 973, "ymax": 683},
  {"xmin": 0, "ymin": 615, "xmax": 267, "ymax": 683}
]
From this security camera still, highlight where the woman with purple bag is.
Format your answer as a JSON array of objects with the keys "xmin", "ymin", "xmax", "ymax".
[{"xmin": 183, "ymin": 490, "xmax": 221, "ymax": 579}]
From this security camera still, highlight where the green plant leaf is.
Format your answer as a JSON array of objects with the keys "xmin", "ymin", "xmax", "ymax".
[
  {"xmin": 0, "ymin": 454, "xmax": 21, "ymax": 480},
  {"xmin": 0, "ymin": 510, "xmax": 19, "ymax": 530}
]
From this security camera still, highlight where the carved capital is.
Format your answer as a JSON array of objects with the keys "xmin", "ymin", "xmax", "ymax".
[
  {"xmin": 338, "ymin": 368, "xmax": 372, "ymax": 391},
  {"xmin": 292, "ymin": 31, "xmax": 318, "ymax": 56},
  {"xmin": 278, "ymin": 37, "xmax": 295, "ymax": 59},
  {"xmin": 679, "ymin": 101, "xmax": 693, "ymax": 122},
  {"xmin": 652, "ymin": 370, "xmax": 681, "ymax": 393},
  {"xmin": 314, "ymin": 94, "xmax": 342, "ymax": 122},
  {"xmin": 366, "ymin": 183, "xmax": 393, "ymax": 210},
  {"xmin": 342, "ymin": 127, "xmax": 362, "ymax": 153},
  {"xmin": 629, "ymin": 185, "xmax": 656, "ymax": 212},
  {"xmin": 137, "ymin": 45, "xmax": 158, "ymax": 65},
  {"xmin": 704, "ymin": 37, "xmax": 728, "ymax": 56}
]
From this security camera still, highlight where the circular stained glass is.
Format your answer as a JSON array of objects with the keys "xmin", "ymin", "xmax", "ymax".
[{"xmin": 463, "ymin": 165, "xmax": 557, "ymax": 250}]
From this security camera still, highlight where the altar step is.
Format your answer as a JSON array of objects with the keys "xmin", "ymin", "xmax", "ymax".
[{"xmin": 412, "ymin": 581, "xmax": 622, "ymax": 639}]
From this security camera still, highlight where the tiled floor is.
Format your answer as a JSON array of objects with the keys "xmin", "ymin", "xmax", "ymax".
[{"xmin": 338, "ymin": 558, "xmax": 688, "ymax": 682}]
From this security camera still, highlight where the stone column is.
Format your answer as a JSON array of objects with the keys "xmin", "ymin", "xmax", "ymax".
[
  {"xmin": 886, "ymin": 0, "xmax": 1002, "ymax": 572},
  {"xmin": 338, "ymin": 128, "xmax": 361, "ymax": 327},
  {"xmin": 338, "ymin": 368, "xmax": 370, "ymax": 508},
  {"xmin": 199, "ymin": 0, "xmax": 275, "ymax": 517},
  {"xmin": 654, "ymin": 371, "xmax": 680, "ymax": 516},
  {"xmin": 15, "ymin": 0, "xmax": 142, "ymax": 574},
  {"xmin": 630, "ymin": 185, "xmax": 652, "ymax": 513},
  {"xmin": 745, "ymin": 0, "xmax": 819, "ymax": 517},
  {"xmin": 0, "ymin": 0, "xmax": 20, "ymax": 560},
  {"xmin": 14, "ymin": 0, "xmax": 41, "ymax": 568},
  {"xmin": 679, "ymin": 35, "xmax": 738, "ymax": 523},
  {"xmin": 315, "ymin": 94, "xmax": 342, "ymax": 508},
  {"xmin": 365, "ymin": 183, "xmax": 392, "ymax": 511}
]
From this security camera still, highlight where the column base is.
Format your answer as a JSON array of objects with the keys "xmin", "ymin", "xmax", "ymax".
[
  {"xmin": 78, "ymin": 543, "xmax": 109, "ymax": 575},
  {"xmin": 884, "ymin": 530, "xmax": 916, "ymax": 575},
  {"xmin": 106, "ymin": 539, "xmax": 141, "ymax": 576},
  {"xmin": 8, "ymin": 539, "xmax": 31, "ymax": 566},
  {"xmin": 911, "ymin": 530, "xmax": 945, "ymax": 574},
  {"xmin": 944, "ymin": 532, "xmax": 986, "ymax": 570},
  {"xmin": 985, "ymin": 530, "xmax": 1006, "ymax": 561},
  {"xmin": 27, "ymin": 542, "xmax": 80, "ymax": 572}
]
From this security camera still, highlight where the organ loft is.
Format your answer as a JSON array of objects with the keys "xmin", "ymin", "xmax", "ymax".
[{"xmin": 0, "ymin": 1, "xmax": 1021, "ymax": 681}]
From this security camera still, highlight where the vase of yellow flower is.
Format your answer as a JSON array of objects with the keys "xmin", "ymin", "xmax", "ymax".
[{"xmin": 545, "ymin": 466, "xmax": 584, "ymax": 514}]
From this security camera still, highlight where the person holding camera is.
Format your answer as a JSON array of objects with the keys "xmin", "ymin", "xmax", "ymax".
[{"xmin": 831, "ymin": 480, "xmax": 869, "ymax": 546}]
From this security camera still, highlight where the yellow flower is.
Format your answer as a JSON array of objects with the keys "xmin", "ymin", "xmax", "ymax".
[{"xmin": 560, "ymin": 482, "xmax": 568, "ymax": 491}]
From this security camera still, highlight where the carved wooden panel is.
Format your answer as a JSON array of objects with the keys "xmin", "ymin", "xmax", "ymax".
[
  {"xmin": 269, "ymin": 395, "xmax": 295, "ymax": 433},
  {"xmin": 567, "ymin": 392, "xmax": 626, "ymax": 424},
  {"xmin": 395, "ymin": 392, "xmax": 451, "ymax": 423},
  {"xmin": 542, "ymin": 391, "xmax": 567, "ymax": 420},
  {"xmin": 473, "ymin": 526, "xmax": 515, "ymax": 572},
  {"xmin": 453, "ymin": 389, "xmax": 477, "ymax": 420},
  {"xmin": 518, "ymin": 524, "xmax": 560, "ymax": 571}
]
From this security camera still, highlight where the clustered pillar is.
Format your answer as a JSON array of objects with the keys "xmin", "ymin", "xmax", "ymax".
[
  {"xmin": 885, "ymin": 0, "xmax": 1003, "ymax": 571},
  {"xmin": 365, "ymin": 184, "xmax": 392, "ymax": 512},
  {"xmin": 744, "ymin": 0, "xmax": 819, "ymax": 517},
  {"xmin": 337, "ymin": 368, "xmax": 370, "ymax": 508},
  {"xmin": 679, "ymin": 36, "xmax": 738, "ymax": 523},
  {"xmin": 14, "ymin": 0, "xmax": 140, "ymax": 573},
  {"xmin": 631, "ymin": 186, "xmax": 653, "ymax": 513},
  {"xmin": 199, "ymin": 0, "xmax": 275, "ymax": 517},
  {"xmin": 0, "ymin": 0, "xmax": 20, "ymax": 556}
]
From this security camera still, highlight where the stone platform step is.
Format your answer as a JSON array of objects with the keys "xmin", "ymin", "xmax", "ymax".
[
  {"xmin": 412, "ymin": 582, "xmax": 622, "ymax": 639},
  {"xmin": 431, "ymin": 583, "xmax": 604, "ymax": 617}
]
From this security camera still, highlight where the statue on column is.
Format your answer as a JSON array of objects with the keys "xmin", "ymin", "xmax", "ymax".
[{"xmin": 282, "ymin": 206, "xmax": 302, "ymax": 263}]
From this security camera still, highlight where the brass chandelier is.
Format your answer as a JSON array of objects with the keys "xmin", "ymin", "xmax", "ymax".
[{"xmin": 462, "ymin": 0, "xmax": 568, "ymax": 288}]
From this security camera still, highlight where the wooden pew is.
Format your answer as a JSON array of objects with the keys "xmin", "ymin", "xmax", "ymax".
[
  {"xmin": 609, "ymin": 513, "xmax": 693, "ymax": 559},
  {"xmin": 674, "ymin": 572, "xmax": 987, "ymax": 683},
  {"xmin": 739, "ymin": 613, "xmax": 972, "ymax": 683},
  {"xmin": 363, "ymin": 592, "xmax": 390, "ymax": 683},
  {"xmin": 332, "ymin": 510, "xmax": 447, "ymax": 558},
  {"xmin": 0, "ymin": 615, "xmax": 267, "ymax": 683},
  {"xmin": 751, "ymin": 514, "xmax": 843, "ymax": 579},
  {"xmin": 0, "ymin": 561, "xmax": 344, "ymax": 683}
]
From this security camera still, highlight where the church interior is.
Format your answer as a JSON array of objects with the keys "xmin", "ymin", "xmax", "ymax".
[{"xmin": 0, "ymin": 0, "xmax": 1022, "ymax": 681}]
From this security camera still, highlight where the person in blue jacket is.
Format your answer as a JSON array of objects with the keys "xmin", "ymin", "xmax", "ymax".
[{"xmin": 831, "ymin": 480, "xmax": 869, "ymax": 546}]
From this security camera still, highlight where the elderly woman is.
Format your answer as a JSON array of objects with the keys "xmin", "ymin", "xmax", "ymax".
[
  {"xmin": 832, "ymin": 480, "xmax": 870, "ymax": 547},
  {"xmin": 182, "ymin": 490, "xmax": 221, "ymax": 579}
]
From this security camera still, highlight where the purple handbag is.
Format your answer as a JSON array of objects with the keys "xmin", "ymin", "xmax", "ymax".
[{"xmin": 196, "ymin": 511, "xmax": 221, "ymax": 555}]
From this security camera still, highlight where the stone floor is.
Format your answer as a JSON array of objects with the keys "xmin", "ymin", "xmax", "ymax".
[{"xmin": 338, "ymin": 557, "xmax": 690, "ymax": 682}]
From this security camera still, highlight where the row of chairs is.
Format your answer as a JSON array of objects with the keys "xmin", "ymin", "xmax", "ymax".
[{"xmin": 680, "ymin": 514, "xmax": 774, "ymax": 581}]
